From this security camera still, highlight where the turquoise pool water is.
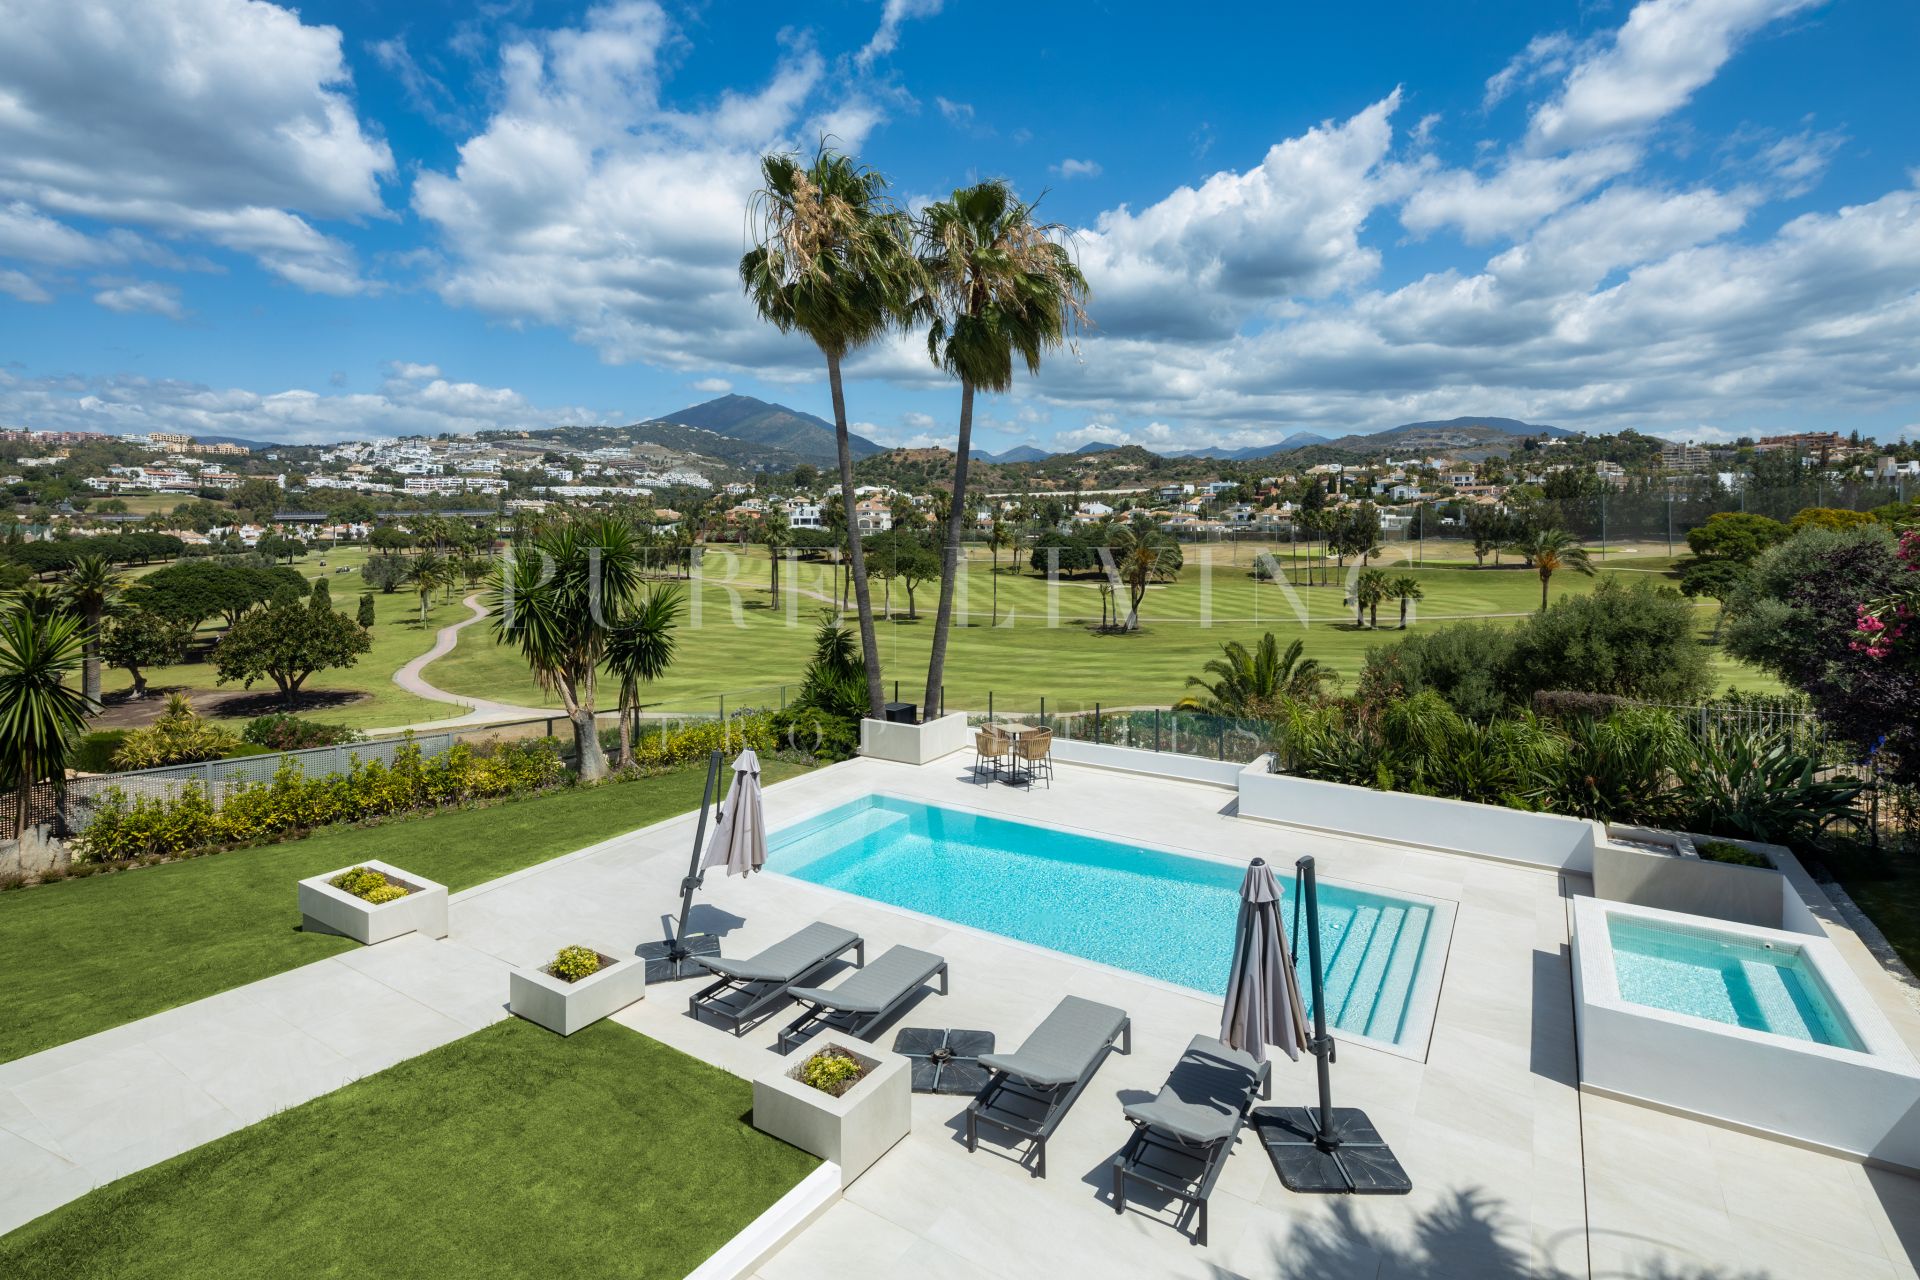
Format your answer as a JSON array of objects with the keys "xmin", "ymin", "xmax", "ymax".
[
  {"xmin": 1607, "ymin": 916, "xmax": 1861, "ymax": 1049},
  {"xmin": 768, "ymin": 795, "xmax": 1439, "ymax": 1047}
]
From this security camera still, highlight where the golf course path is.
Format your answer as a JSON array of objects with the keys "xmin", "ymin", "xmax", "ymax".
[{"xmin": 376, "ymin": 595, "xmax": 549, "ymax": 734}]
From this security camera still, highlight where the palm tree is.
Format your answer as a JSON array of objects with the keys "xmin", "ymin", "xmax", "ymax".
[
  {"xmin": 409, "ymin": 553, "xmax": 449, "ymax": 627},
  {"xmin": 1176, "ymin": 633, "xmax": 1331, "ymax": 718},
  {"xmin": 1390, "ymin": 575, "xmax": 1424, "ymax": 629},
  {"xmin": 1106, "ymin": 524, "xmax": 1178, "ymax": 631},
  {"xmin": 606, "ymin": 584, "xmax": 684, "ymax": 770},
  {"xmin": 987, "ymin": 515, "xmax": 1013, "ymax": 624},
  {"xmin": 742, "ymin": 145, "xmax": 917, "ymax": 719},
  {"xmin": 484, "ymin": 516, "xmax": 642, "ymax": 782},
  {"xmin": 1356, "ymin": 567, "xmax": 1391, "ymax": 628},
  {"xmin": 0, "ymin": 609, "xmax": 94, "ymax": 837},
  {"xmin": 1508, "ymin": 527, "xmax": 1595, "ymax": 610},
  {"xmin": 761, "ymin": 509, "xmax": 791, "ymax": 610},
  {"xmin": 916, "ymin": 180, "xmax": 1088, "ymax": 716},
  {"xmin": 59, "ymin": 554, "xmax": 126, "ymax": 703}
]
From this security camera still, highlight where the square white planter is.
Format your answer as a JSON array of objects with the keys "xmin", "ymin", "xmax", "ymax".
[
  {"xmin": 509, "ymin": 950, "xmax": 647, "ymax": 1036},
  {"xmin": 297, "ymin": 859, "xmax": 449, "ymax": 945},
  {"xmin": 752, "ymin": 1039, "xmax": 910, "ymax": 1183},
  {"xmin": 859, "ymin": 712, "xmax": 972, "ymax": 765}
]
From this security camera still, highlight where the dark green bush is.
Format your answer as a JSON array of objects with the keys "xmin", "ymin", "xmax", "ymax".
[
  {"xmin": 1697, "ymin": 839, "xmax": 1772, "ymax": 867},
  {"xmin": 243, "ymin": 713, "xmax": 360, "ymax": 751},
  {"xmin": 550, "ymin": 946, "xmax": 602, "ymax": 983},
  {"xmin": 769, "ymin": 706, "xmax": 860, "ymax": 762},
  {"xmin": 72, "ymin": 730, "xmax": 129, "ymax": 774}
]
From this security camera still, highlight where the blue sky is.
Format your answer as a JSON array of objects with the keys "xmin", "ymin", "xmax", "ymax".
[{"xmin": 1, "ymin": 0, "xmax": 1917, "ymax": 451}]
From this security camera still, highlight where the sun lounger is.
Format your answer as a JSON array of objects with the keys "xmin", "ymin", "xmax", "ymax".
[
  {"xmin": 964, "ymin": 995, "xmax": 1131, "ymax": 1178},
  {"xmin": 688, "ymin": 922, "xmax": 865, "ymax": 1035},
  {"xmin": 776, "ymin": 945, "xmax": 949, "ymax": 1053},
  {"xmin": 1110, "ymin": 1034, "xmax": 1271, "ymax": 1246}
]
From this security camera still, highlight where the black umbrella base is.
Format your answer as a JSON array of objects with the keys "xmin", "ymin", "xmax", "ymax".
[
  {"xmin": 1253, "ymin": 1106, "xmax": 1412, "ymax": 1195},
  {"xmin": 639, "ymin": 933, "xmax": 721, "ymax": 985},
  {"xmin": 892, "ymin": 1028, "xmax": 995, "ymax": 1094}
]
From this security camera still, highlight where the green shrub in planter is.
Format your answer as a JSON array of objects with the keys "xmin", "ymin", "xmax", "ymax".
[
  {"xmin": 1698, "ymin": 839, "xmax": 1772, "ymax": 868},
  {"xmin": 798, "ymin": 1046, "xmax": 869, "ymax": 1097},
  {"xmin": 549, "ymin": 945, "xmax": 602, "ymax": 983},
  {"xmin": 329, "ymin": 866, "xmax": 395, "ymax": 899},
  {"xmin": 362, "ymin": 883, "xmax": 410, "ymax": 905}
]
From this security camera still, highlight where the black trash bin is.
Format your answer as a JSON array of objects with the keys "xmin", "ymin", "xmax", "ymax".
[{"xmin": 883, "ymin": 702, "xmax": 918, "ymax": 724}]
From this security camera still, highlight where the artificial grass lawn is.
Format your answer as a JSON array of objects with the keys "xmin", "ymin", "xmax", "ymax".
[
  {"xmin": 427, "ymin": 543, "xmax": 1780, "ymax": 713},
  {"xmin": 0, "ymin": 758, "xmax": 813, "ymax": 1064},
  {"xmin": 0, "ymin": 1017, "xmax": 819, "ymax": 1278}
]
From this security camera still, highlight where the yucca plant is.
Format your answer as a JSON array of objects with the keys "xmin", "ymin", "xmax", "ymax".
[
  {"xmin": 1680, "ymin": 728, "xmax": 1865, "ymax": 846},
  {"xmin": 1550, "ymin": 707, "xmax": 1688, "ymax": 822},
  {"xmin": 0, "ymin": 608, "xmax": 95, "ymax": 837}
]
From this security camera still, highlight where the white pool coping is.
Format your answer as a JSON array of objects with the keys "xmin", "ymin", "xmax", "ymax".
[{"xmin": 761, "ymin": 788, "xmax": 1458, "ymax": 1063}]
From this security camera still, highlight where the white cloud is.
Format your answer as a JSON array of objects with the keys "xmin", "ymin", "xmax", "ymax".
[
  {"xmin": 414, "ymin": 1, "xmax": 867, "ymax": 373},
  {"xmin": 1483, "ymin": 33, "xmax": 1579, "ymax": 110},
  {"xmin": 0, "ymin": 0, "xmax": 393, "ymax": 293},
  {"xmin": 0, "ymin": 368, "xmax": 614, "ymax": 445},
  {"xmin": 856, "ymin": 0, "xmax": 943, "ymax": 68},
  {"xmin": 387, "ymin": 361, "xmax": 443, "ymax": 380},
  {"xmin": 1401, "ymin": 144, "xmax": 1640, "ymax": 242},
  {"xmin": 1649, "ymin": 424, "xmax": 1742, "ymax": 444},
  {"xmin": 1527, "ymin": 0, "xmax": 1825, "ymax": 152},
  {"xmin": 901, "ymin": 410, "xmax": 935, "ymax": 429},
  {"xmin": 0, "ymin": 268, "xmax": 51, "ymax": 303},
  {"xmin": 1074, "ymin": 93, "xmax": 1402, "ymax": 341},
  {"xmin": 93, "ymin": 281, "xmax": 186, "ymax": 319},
  {"xmin": 1896, "ymin": 423, "xmax": 1920, "ymax": 441},
  {"xmin": 1052, "ymin": 158, "xmax": 1102, "ymax": 180},
  {"xmin": 691, "ymin": 377, "xmax": 733, "ymax": 394}
]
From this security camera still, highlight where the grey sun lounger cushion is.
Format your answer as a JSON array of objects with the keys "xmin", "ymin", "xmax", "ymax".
[
  {"xmin": 788, "ymin": 946, "xmax": 946, "ymax": 1014},
  {"xmin": 1122, "ymin": 1035, "xmax": 1264, "ymax": 1146},
  {"xmin": 695, "ymin": 922, "xmax": 862, "ymax": 983},
  {"xmin": 978, "ymin": 995, "xmax": 1130, "ymax": 1087}
]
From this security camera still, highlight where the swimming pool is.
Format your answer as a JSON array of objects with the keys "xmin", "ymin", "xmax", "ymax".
[
  {"xmin": 1606, "ymin": 915, "xmax": 1862, "ymax": 1049},
  {"xmin": 767, "ymin": 795, "xmax": 1448, "ymax": 1049}
]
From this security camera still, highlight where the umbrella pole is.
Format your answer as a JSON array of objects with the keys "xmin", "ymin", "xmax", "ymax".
[
  {"xmin": 1253, "ymin": 855, "xmax": 1412, "ymax": 1195},
  {"xmin": 641, "ymin": 749, "xmax": 725, "ymax": 983}
]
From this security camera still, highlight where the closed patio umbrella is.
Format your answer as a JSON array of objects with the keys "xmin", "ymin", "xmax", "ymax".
[
  {"xmin": 701, "ymin": 748, "xmax": 766, "ymax": 877},
  {"xmin": 1220, "ymin": 858, "xmax": 1309, "ymax": 1065}
]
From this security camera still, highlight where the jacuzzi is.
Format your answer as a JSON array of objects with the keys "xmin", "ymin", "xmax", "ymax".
[{"xmin": 1572, "ymin": 896, "xmax": 1920, "ymax": 1169}]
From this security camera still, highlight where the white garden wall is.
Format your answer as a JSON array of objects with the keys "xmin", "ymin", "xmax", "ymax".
[
  {"xmin": 1237, "ymin": 758, "xmax": 1600, "ymax": 873},
  {"xmin": 859, "ymin": 713, "xmax": 972, "ymax": 766},
  {"xmin": 1047, "ymin": 739, "xmax": 1244, "ymax": 788}
]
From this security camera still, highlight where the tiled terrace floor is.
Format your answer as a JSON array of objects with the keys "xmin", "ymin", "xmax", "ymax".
[{"xmin": 4, "ymin": 755, "xmax": 1916, "ymax": 1278}]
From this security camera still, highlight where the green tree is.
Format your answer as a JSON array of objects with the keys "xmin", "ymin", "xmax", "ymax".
[
  {"xmin": 58, "ymin": 553, "xmax": 127, "ymax": 703},
  {"xmin": 761, "ymin": 509, "xmax": 791, "ymax": 610},
  {"xmin": 213, "ymin": 592, "xmax": 372, "ymax": 709},
  {"xmin": 356, "ymin": 592, "xmax": 376, "ymax": 628},
  {"xmin": 1505, "ymin": 579, "xmax": 1710, "ymax": 705},
  {"xmin": 1686, "ymin": 511, "xmax": 1787, "ymax": 563},
  {"xmin": 408, "ymin": 553, "xmax": 450, "ymax": 626},
  {"xmin": 362, "ymin": 553, "xmax": 408, "ymax": 594},
  {"xmin": 484, "ymin": 516, "xmax": 642, "ymax": 781},
  {"xmin": 742, "ymin": 145, "xmax": 917, "ymax": 719},
  {"xmin": 1105, "ymin": 525, "xmax": 1180, "ymax": 631},
  {"xmin": 100, "ymin": 610, "xmax": 190, "ymax": 700},
  {"xmin": 1176, "ymin": 633, "xmax": 1330, "ymax": 718},
  {"xmin": 1389, "ymin": 574, "xmax": 1424, "ymax": 629},
  {"xmin": 893, "ymin": 537, "xmax": 941, "ymax": 621},
  {"xmin": 605, "ymin": 584, "xmax": 684, "ymax": 769},
  {"xmin": 915, "ymin": 181, "xmax": 1088, "ymax": 713},
  {"xmin": 309, "ymin": 577, "xmax": 332, "ymax": 611},
  {"xmin": 1355, "ymin": 567, "xmax": 1391, "ymax": 628},
  {"xmin": 232, "ymin": 478, "xmax": 282, "ymax": 520},
  {"xmin": 138, "ymin": 561, "xmax": 304, "ymax": 628},
  {"xmin": 1508, "ymin": 527, "xmax": 1595, "ymax": 610},
  {"xmin": 1678, "ymin": 558, "xmax": 1749, "ymax": 639},
  {"xmin": 0, "ymin": 609, "xmax": 95, "ymax": 836}
]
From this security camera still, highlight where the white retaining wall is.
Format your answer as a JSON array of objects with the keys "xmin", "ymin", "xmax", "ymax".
[
  {"xmin": 858, "ymin": 713, "xmax": 972, "ymax": 766},
  {"xmin": 1237, "ymin": 757, "xmax": 1600, "ymax": 874},
  {"xmin": 1047, "ymin": 738, "xmax": 1245, "ymax": 788}
]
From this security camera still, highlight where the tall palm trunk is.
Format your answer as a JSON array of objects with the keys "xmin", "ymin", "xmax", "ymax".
[
  {"xmin": 83, "ymin": 605, "xmax": 102, "ymax": 703},
  {"xmin": 923, "ymin": 380, "xmax": 975, "ymax": 718},
  {"xmin": 769, "ymin": 544, "xmax": 780, "ymax": 608},
  {"xmin": 828, "ymin": 352, "xmax": 886, "ymax": 718},
  {"xmin": 990, "ymin": 541, "xmax": 998, "ymax": 624},
  {"xmin": 1540, "ymin": 570, "xmax": 1551, "ymax": 611}
]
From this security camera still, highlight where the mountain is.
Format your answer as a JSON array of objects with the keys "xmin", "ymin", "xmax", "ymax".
[
  {"xmin": 1073, "ymin": 441, "xmax": 1122, "ymax": 455},
  {"xmin": 1163, "ymin": 432, "xmax": 1335, "ymax": 461},
  {"xmin": 652, "ymin": 394, "xmax": 884, "ymax": 463},
  {"xmin": 193, "ymin": 434, "xmax": 280, "ymax": 451},
  {"xmin": 970, "ymin": 445, "xmax": 1051, "ymax": 464}
]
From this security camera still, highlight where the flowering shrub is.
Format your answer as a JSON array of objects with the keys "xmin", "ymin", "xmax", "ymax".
[
  {"xmin": 615, "ymin": 714, "xmax": 778, "ymax": 772},
  {"xmin": 330, "ymin": 866, "xmax": 407, "ymax": 902},
  {"xmin": 73, "ymin": 738, "xmax": 567, "ymax": 862},
  {"xmin": 1852, "ymin": 529, "xmax": 1920, "ymax": 662},
  {"xmin": 797, "ymin": 1046, "xmax": 870, "ymax": 1097},
  {"xmin": 549, "ymin": 946, "xmax": 602, "ymax": 983}
]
